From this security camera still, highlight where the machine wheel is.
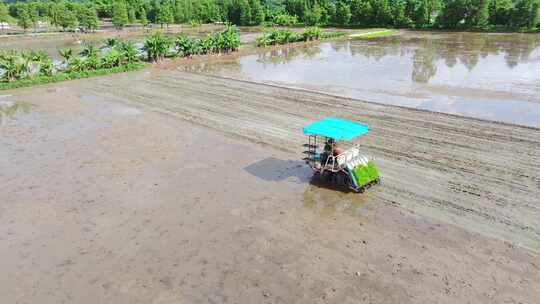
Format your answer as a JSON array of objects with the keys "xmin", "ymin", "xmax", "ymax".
[
  {"xmin": 354, "ymin": 186, "xmax": 365, "ymax": 194},
  {"xmin": 321, "ymin": 171, "xmax": 333, "ymax": 182}
]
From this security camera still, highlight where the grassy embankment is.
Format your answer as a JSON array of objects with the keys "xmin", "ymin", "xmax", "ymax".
[
  {"xmin": 348, "ymin": 29, "xmax": 398, "ymax": 39},
  {"xmin": 255, "ymin": 27, "xmax": 399, "ymax": 47}
]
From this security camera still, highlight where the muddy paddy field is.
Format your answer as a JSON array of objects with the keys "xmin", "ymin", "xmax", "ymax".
[{"xmin": 1, "ymin": 31, "xmax": 540, "ymax": 303}]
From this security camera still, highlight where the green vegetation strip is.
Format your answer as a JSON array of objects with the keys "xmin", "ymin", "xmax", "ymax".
[
  {"xmin": 0, "ymin": 25, "xmax": 241, "ymax": 90},
  {"xmin": 0, "ymin": 63, "xmax": 145, "ymax": 91},
  {"xmin": 256, "ymin": 27, "xmax": 346, "ymax": 47},
  {"xmin": 349, "ymin": 30, "xmax": 398, "ymax": 39}
]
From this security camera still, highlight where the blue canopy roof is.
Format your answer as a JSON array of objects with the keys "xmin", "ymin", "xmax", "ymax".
[{"xmin": 303, "ymin": 117, "xmax": 369, "ymax": 141}]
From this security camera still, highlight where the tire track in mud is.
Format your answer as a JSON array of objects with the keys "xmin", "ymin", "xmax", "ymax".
[{"xmin": 81, "ymin": 69, "xmax": 540, "ymax": 251}]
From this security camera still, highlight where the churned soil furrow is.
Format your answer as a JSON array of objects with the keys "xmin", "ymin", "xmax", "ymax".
[{"xmin": 83, "ymin": 69, "xmax": 540, "ymax": 250}]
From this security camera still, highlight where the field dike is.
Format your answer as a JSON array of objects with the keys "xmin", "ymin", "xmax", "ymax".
[{"xmin": 79, "ymin": 68, "xmax": 540, "ymax": 251}]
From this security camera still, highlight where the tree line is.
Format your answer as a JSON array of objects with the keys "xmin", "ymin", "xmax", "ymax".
[
  {"xmin": 275, "ymin": 0, "xmax": 538, "ymax": 30},
  {"xmin": 1, "ymin": 1, "xmax": 99, "ymax": 31},
  {"xmin": 0, "ymin": 0, "xmax": 538, "ymax": 32}
]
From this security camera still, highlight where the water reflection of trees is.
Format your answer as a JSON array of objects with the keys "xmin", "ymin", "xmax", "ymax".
[
  {"xmin": 358, "ymin": 33, "xmax": 540, "ymax": 82},
  {"xmin": 0, "ymin": 101, "xmax": 33, "ymax": 125},
  {"xmin": 251, "ymin": 33, "xmax": 540, "ymax": 84},
  {"xmin": 256, "ymin": 45, "xmax": 322, "ymax": 67},
  {"xmin": 177, "ymin": 59, "xmax": 242, "ymax": 74}
]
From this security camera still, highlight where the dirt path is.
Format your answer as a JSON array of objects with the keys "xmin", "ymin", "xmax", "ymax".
[
  {"xmin": 1, "ymin": 70, "xmax": 539, "ymax": 303},
  {"xmin": 80, "ymin": 68, "xmax": 540, "ymax": 251}
]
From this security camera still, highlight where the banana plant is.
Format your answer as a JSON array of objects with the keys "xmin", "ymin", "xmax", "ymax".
[
  {"xmin": 30, "ymin": 51, "xmax": 54, "ymax": 77},
  {"xmin": 39, "ymin": 58, "xmax": 54, "ymax": 77},
  {"xmin": 20, "ymin": 51, "xmax": 36, "ymax": 78},
  {"xmin": 220, "ymin": 25, "xmax": 240, "ymax": 52},
  {"xmin": 0, "ymin": 52, "xmax": 25, "ymax": 82},
  {"xmin": 104, "ymin": 38, "xmax": 120, "ymax": 49},
  {"xmin": 58, "ymin": 48, "xmax": 73, "ymax": 63},
  {"xmin": 67, "ymin": 56, "xmax": 87, "ymax": 72},
  {"xmin": 99, "ymin": 48, "xmax": 122, "ymax": 68},
  {"xmin": 199, "ymin": 35, "xmax": 215, "ymax": 55},
  {"xmin": 118, "ymin": 41, "xmax": 140, "ymax": 64},
  {"xmin": 174, "ymin": 34, "xmax": 195, "ymax": 57},
  {"xmin": 144, "ymin": 32, "xmax": 171, "ymax": 62},
  {"xmin": 80, "ymin": 44, "xmax": 98, "ymax": 57}
]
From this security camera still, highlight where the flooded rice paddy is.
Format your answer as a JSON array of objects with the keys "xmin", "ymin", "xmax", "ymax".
[
  {"xmin": 180, "ymin": 31, "xmax": 540, "ymax": 128},
  {"xmin": 2, "ymin": 30, "xmax": 540, "ymax": 302}
]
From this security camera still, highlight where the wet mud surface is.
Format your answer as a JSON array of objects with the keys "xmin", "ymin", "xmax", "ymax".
[
  {"xmin": 1, "ymin": 68, "xmax": 539, "ymax": 302},
  {"xmin": 80, "ymin": 68, "xmax": 540, "ymax": 251}
]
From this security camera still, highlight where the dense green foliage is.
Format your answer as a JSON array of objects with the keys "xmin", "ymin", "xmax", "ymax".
[
  {"xmin": 4, "ymin": 1, "xmax": 99, "ymax": 32},
  {"xmin": 256, "ymin": 27, "xmax": 345, "ymax": 46},
  {"xmin": 0, "ymin": 24, "xmax": 241, "ymax": 88},
  {"xmin": 111, "ymin": 0, "xmax": 129, "ymax": 28},
  {"xmin": 143, "ymin": 31, "xmax": 172, "ymax": 61},
  {"xmin": 1, "ymin": 0, "xmax": 538, "ymax": 33},
  {"xmin": 173, "ymin": 25, "xmax": 241, "ymax": 57}
]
